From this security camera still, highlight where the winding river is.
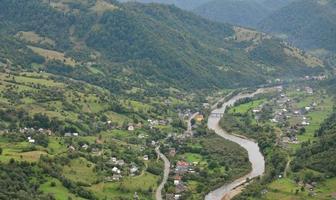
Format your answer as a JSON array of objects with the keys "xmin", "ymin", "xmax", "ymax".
[{"xmin": 205, "ymin": 88, "xmax": 271, "ymax": 200}]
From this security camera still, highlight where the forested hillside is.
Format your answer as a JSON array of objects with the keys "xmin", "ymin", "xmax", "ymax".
[
  {"xmin": 118, "ymin": 0, "xmax": 212, "ymax": 10},
  {"xmin": 193, "ymin": 0, "xmax": 271, "ymax": 28},
  {"xmin": 0, "ymin": 0, "xmax": 323, "ymax": 95},
  {"xmin": 121, "ymin": 0, "xmax": 294, "ymax": 28},
  {"xmin": 259, "ymin": 0, "xmax": 336, "ymax": 55}
]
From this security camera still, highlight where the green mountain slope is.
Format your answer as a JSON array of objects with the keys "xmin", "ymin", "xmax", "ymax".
[
  {"xmin": 193, "ymin": 0, "xmax": 271, "ymax": 28},
  {"xmin": 0, "ymin": 0, "xmax": 323, "ymax": 93},
  {"xmin": 192, "ymin": 0, "xmax": 294, "ymax": 28},
  {"xmin": 259, "ymin": 0, "xmax": 336, "ymax": 55},
  {"xmin": 118, "ymin": 0, "xmax": 213, "ymax": 10}
]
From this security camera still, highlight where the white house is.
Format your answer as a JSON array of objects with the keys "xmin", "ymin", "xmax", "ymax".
[
  {"xmin": 112, "ymin": 167, "xmax": 119, "ymax": 173},
  {"xmin": 27, "ymin": 137, "xmax": 35, "ymax": 143},
  {"xmin": 302, "ymin": 121, "xmax": 310, "ymax": 126},
  {"xmin": 128, "ymin": 125, "xmax": 134, "ymax": 131},
  {"xmin": 130, "ymin": 166, "xmax": 138, "ymax": 174},
  {"xmin": 82, "ymin": 144, "xmax": 89, "ymax": 150}
]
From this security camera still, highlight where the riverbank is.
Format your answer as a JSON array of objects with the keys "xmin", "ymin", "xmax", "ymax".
[{"xmin": 205, "ymin": 88, "xmax": 273, "ymax": 200}]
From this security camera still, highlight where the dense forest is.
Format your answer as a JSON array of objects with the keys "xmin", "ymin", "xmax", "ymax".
[
  {"xmin": 0, "ymin": 0, "xmax": 323, "ymax": 94},
  {"xmin": 259, "ymin": 0, "xmax": 336, "ymax": 53}
]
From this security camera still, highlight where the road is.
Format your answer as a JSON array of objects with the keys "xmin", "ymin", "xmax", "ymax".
[
  {"xmin": 205, "ymin": 88, "xmax": 273, "ymax": 200},
  {"xmin": 187, "ymin": 112, "xmax": 199, "ymax": 136},
  {"xmin": 155, "ymin": 146, "xmax": 170, "ymax": 200}
]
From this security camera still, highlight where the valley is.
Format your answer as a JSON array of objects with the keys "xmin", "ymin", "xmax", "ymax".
[{"xmin": 0, "ymin": 0, "xmax": 335, "ymax": 200}]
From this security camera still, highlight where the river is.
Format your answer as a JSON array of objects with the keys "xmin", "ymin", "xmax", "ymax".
[{"xmin": 205, "ymin": 88, "xmax": 272, "ymax": 200}]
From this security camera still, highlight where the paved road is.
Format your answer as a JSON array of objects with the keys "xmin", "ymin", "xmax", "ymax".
[
  {"xmin": 205, "ymin": 88, "xmax": 273, "ymax": 200},
  {"xmin": 187, "ymin": 112, "xmax": 199, "ymax": 136},
  {"xmin": 155, "ymin": 146, "xmax": 170, "ymax": 200}
]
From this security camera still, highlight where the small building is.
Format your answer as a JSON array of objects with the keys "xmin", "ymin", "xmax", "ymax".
[
  {"xmin": 73, "ymin": 133, "xmax": 79, "ymax": 137},
  {"xmin": 27, "ymin": 137, "xmax": 35, "ymax": 143},
  {"xmin": 174, "ymin": 175, "xmax": 182, "ymax": 185},
  {"xmin": 64, "ymin": 133, "xmax": 72, "ymax": 137},
  {"xmin": 112, "ymin": 167, "xmax": 119, "ymax": 173},
  {"xmin": 195, "ymin": 114, "xmax": 204, "ymax": 122},
  {"xmin": 68, "ymin": 146, "xmax": 76, "ymax": 152},
  {"xmin": 130, "ymin": 166, "xmax": 138, "ymax": 174},
  {"xmin": 128, "ymin": 125, "xmax": 134, "ymax": 131},
  {"xmin": 143, "ymin": 155, "xmax": 149, "ymax": 161},
  {"xmin": 82, "ymin": 144, "xmax": 89, "ymax": 150},
  {"xmin": 112, "ymin": 174, "xmax": 122, "ymax": 181},
  {"xmin": 252, "ymin": 109, "xmax": 261, "ymax": 113},
  {"xmin": 116, "ymin": 160, "xmax": 125, "ymax": 166},
  {"xmin": 302, "ymin": 121, "xmax": 310, "ymax": 126},
  {"xmin": 175, "ymin": 161, "xmax": 190, "ymax": 174}
]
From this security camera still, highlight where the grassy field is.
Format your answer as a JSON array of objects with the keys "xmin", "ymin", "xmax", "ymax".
[
  {"xmin": 183, "ymin": 153, "xmax": 203, "ymax": 163},
  {"xmin": 89, "ymin": 172, "xmax": 159, "ymax": 199},
  {"xmin": 63, "ymin": 157, "xmax": 98, "ymax": 185},
  {"xmin": 229, "ymin": 98, "xmax": 266, "ymax": 114},
  {"xmin": 258, "ymin": 177, "xmax": 336, "ymax": 200},
  {"xmin": 294, "ymin": 95, "xmax": 333, "ymax": 144},
  {"xmin": 40, "ymin": 177, "xmax": 85, "ymax": 200},
  {"xmin": 0, "ymin": 137, "xmax": 47, "ymax": 162},
  {"xmin": 28, "ymin": 45, "xmax": 77, "ymax": 66}
]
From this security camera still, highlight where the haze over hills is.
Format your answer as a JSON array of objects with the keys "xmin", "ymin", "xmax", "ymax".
[
  {"xmin": 121, "ymin": 0, "xmax": 295, "ymax": 28},
  {"xmin": 118, "ymin": 0, "xmax": 213, "ymax": 10},
  {"xmin": 0, "ymin": 0, "xmax": 322, "ymax": 94},
  {"xmin": 259, "ymin": 0, "xmax": 336, "ymax": 60}
]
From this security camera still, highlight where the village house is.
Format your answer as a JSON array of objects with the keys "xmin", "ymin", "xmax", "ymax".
[
  {"xmin": 175, "ymin": 161, "xmax": 190, "ymax": 174},
  {"xmin": 27, "ymin": 137, "xmax": 35, "ymax": 143},
  {"xmin": 112, "ymin": 174, "xmax": 122, "ymax": 181},
  {"xmin": 174, "ymin": 175, "xmax": 182, "ymax": 185},
  {"xmin": 159, "ymin": 119, "xmax": 168, "ymax": 126},
  {"xmin": 130, "ymin": 166, "xmax": 138, "ymax": 174},
  {"xmin": 81, "ymin": 144, "xmax": 89, "ymax": 150},
  {"xmin": 68, "ymin": 145, "xmax": 76, "ymax": 152},
  {"xmin": 305, "ymin": 87, "xmax": 314, "ymax": 94},
  {"xmin": 252, "ymin": 109, "xmax": 261, "ymax": 113},
  {"xmin": 305, "ymin": 106, "xmax": 311, "ymax": 111},
  {"xmin": 128, "ymin": 125, "xmax": 134, "ymax": 131},
  {"xmin": 174, "ymin": 194, "xmax": 182, "ymax": 200},
  {"xmin": 112, "ymin": 167, "xmax": 121, "ymax": 174},
  {"xmin": 64, "ymin": 132, "xmax": 74, "ymax": 137},
  {"xmin": 302, "ymin": 121, "xmax": 310, "ymax": 126},
  {"xmin": 116, "ymin": 159, "xmax": 125, "ymax": 166},
  {"xmin": 195, "ymin": 114, "xmax": 204, "ymax": 122},
  {"xmin": 143, "ymin": 155, "xmax": 149, "ymax": 161},
  {"xmin": 111, "ymin": 157, "xmax": 117, "ymax": 163}
]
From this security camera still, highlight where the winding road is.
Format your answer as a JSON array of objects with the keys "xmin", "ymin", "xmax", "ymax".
[
  {"xmin": 205, "ymin": 88, "xmax": 272, "ymax": 200},
  {"xmin": 155, "ymin": 146, "xmax": 170, "ymax": 200}
]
